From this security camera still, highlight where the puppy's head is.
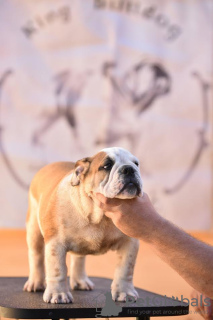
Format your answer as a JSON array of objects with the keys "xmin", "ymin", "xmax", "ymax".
[{"xmin": 71, "ymin": 147, "xmax": 143, "ymax": 199}]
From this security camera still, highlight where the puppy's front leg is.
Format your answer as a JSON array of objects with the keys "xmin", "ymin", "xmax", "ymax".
[
  {"xmin": 43, "ymin": 240, "xmax": 73, "ymax": 304},
  {"xmin": 112, "ymin": 238, "xmax": 139, "ymax": 302}
]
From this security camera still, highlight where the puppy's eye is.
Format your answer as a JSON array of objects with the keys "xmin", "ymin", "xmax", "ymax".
[
  {"xmin": 134, "ymin": 161, "xmax": 139, "ymax": 166},
  {"xmin": 98, "ymin": 158, "xmax": 114, "ymax": 171},
  {"xmin": 103, "ymin": 162, "xmax": 113, "ymax": 170}
]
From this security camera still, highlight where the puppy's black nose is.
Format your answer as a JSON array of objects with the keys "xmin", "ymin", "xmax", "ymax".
[{"xmin": 121, "ymin": 165, "xmax": 135, "ymax": 175}]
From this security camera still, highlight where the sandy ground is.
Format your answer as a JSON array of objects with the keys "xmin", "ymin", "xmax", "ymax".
[{"xmin": 0, "ymin": 229, "xmax": 212, "ymax": 320}]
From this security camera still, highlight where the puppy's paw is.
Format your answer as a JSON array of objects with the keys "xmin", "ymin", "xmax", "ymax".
[
  {"xmin": 23, "ymin": 278, "xmax": 45, "ymax": 292},
  {"xmin": 111, "ymin": 280, "xmax": 139, "ymax": 302},
  {"xmin": 43, "ymin": 289, "xmax": 73, "ymax": 304},
  {"xmin": 70, "ymin": 276, "xmax": 94, "ymax": 291}
]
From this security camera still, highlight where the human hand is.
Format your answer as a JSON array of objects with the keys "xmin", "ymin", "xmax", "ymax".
[
  {"xmin": 191, "ymin": 290, "xmax": 213, "ymax": 320},
  {"xmin": 92, "ymin": 192, "xmax": 161, "ymax": 241}
]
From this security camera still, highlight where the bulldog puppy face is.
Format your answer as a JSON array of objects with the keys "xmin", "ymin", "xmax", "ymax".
[{"xmin": 71, "ymin": 147, "xmax": 143, "ymax": 199}]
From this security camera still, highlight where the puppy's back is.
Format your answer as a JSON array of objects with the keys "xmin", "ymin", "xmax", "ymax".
[{"xmin": 30, "ymin": 162, "xmax": 75, "ymax": 201}]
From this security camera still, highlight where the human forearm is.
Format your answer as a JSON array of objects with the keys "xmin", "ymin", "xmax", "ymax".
[{"xmin": 146, "ymin": 215, "xmax": 213, "ymax": 298}]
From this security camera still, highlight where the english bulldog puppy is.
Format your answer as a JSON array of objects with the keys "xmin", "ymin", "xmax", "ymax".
[{"xmin": 24, "ymin": 147, "xmax": 143, "ymax": 304}]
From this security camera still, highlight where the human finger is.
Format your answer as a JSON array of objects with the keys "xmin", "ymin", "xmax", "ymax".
[{"xmin": 94, "ymin": 193, "xmax": 122, "ymax": 207}]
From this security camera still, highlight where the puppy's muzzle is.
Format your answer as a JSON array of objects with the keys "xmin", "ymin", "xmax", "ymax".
[{"xmin": 119, "ymin": 165, "xmax": 142, "ymax": 196}]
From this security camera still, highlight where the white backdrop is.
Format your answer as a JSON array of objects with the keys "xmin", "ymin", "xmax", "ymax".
[{"xmin": 0, "ymin": 0, "xmax": 212, "ymax": 229}]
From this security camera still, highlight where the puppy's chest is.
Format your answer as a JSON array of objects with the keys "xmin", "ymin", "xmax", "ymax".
[{"xmin": 64, "ymin": 223, "xmax": 125, "ymax": 255}]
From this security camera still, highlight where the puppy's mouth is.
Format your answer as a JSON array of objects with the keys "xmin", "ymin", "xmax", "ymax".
[{"xmin": 118, "ymin": 180, "xmax": 141, "ymax": 197}]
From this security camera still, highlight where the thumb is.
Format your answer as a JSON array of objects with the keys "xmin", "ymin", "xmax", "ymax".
[
  {"xmin": 94, "ymin": 193, "xmax": 123, "ymax": 207},
  {"xmin": 104, "ymin": 210, "xmax": 115, "ymax": 219}
]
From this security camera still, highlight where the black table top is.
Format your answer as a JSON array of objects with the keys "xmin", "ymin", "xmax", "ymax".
[{"xmin": 0, "ymin": 277, "xmax": 189, "ymax": 319}]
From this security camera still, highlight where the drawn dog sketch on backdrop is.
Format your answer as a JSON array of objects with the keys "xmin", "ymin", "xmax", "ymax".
[
  {"xmin": 96, "ymin": 60, "xmax": 211, "ymax": 194},
  {"xmin": 0, "ymin": 70, "xmax": 29, "ymax": 190},
  {"xmin": 165, "ymin": 72, "xmax": 211, "ymax": 194},
  {"xmin": 0, "ymin": 66, "xmax": 211, "ymax": 195},
  {"xmin": 0, "ymin": 68, "xmax": 93, "ymax": 190},
  {"xmin": 96, "ymin": 59, "xmax": 171, "ymax": 151},
  {"xmin": 32, "ymin": 69, "xmax": 92, "ymax": 151}
]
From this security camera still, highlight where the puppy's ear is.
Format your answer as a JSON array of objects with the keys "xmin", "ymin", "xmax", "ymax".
[{"xmin": 71, "ymin": 157, "xmax": 92, "ymax": 186}]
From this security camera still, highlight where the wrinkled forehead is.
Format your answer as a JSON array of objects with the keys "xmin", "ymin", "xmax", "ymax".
[{"xmin": 101, "ymin": 147, "xmax": 138, "ymax": 164}]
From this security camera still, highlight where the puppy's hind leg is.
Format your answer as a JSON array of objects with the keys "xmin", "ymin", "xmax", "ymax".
[
  {"xmin": 70, "ymin": 254, "xmax": 94, "ymax": 291},
  {"xmin": 23, "ymin": 195, "xmax": 45, "ymax": 292}
]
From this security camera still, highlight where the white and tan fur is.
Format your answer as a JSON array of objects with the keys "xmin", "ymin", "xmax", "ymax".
[{"xmin": 24, "ymin": 147, "xmax": 143, "ymax": 304}]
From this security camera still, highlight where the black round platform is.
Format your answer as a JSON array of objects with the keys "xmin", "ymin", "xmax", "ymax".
[{"xmin": 0, "ymin": 277, "xmax": 189, "ymax": 319}]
